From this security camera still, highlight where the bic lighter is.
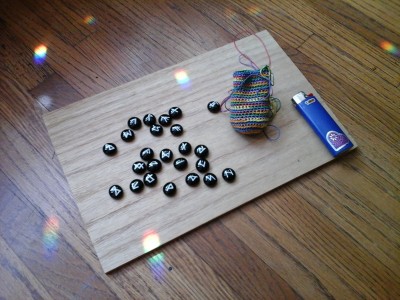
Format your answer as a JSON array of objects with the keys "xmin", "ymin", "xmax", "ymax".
[{"xmin": 292, "ymin": 92, "xmax": 353, "ymax": 157}]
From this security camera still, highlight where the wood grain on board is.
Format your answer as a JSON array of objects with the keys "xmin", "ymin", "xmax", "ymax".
[{"xmin": 44, "ymin": 30, "xmax": 356, "ymax": 272}]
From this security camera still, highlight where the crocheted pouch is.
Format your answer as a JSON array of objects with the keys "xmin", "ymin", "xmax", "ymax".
[{"xmin": 229, "ymin": 68, "xmax": 273, "ymax": 135}]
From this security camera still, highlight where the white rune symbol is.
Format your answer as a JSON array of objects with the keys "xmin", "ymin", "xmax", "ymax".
[
  {"xmin": 161, "ymin": 151, "xmax": 170, "ymax": 158},
  {"xmin": 145, "ymin": 174, "xmax": 155, "ymax": 183},
  {"xmin": 205, "ymin": 174, "xmax": 216, "ymax": 181},
  {"xmin": 131, "ymin": 181, "xmax": 140, "ymax": 190},
  {"xmin": 176, "ymin": 159, "xmax": 184, "ymax": 164},
  {"xmin": 165, "ymin": 183, "xmax": 174, "ymax": 191},
  {"xmin": 134, "ymin": 162, "xmax": 144, "ymax": 169},
  {"xmin": 180, "ymin": 143, "xmax": 187, "ymax": 150},
  {"xmin": 123, "ymin": 131, "xmax": 132, "ymax": 138},
  {"xmin": 149, "ymin": 161, "xmax": 157, "ymax": 167},
  {"xmin": 145, "ymin": 115, "xmax": 152, "ymax": 122},
  {"xmin": 188, "ymin": 175, "xmax": 198, "ymax": 181},
  {"xmin": 110, "ymin": 186, "xmax": 121, "ymax": 195},
  {"xmin": 173, "ymin": 126, "xmax": 181, "ymax": 131},
  {"xmin": 161, "ymin": 116, "xmax": 169, "ymax": 122},
  {"xmin": 197, "ymin": 160, "xmax": 206, "ymax": 167},
  {"xmin": 224, "ymin": 169, "xmax": 234, "ymax": 177},
  {"xmin": 143, "ymin": 149, "xmax": 151, "ymax": 155},
  {"xmin": 152, "ymin": 125, "xmax": 160, "ymax": 131},
  {"xmin": 171, "ymin": 108, "xmax": 178, "ymax": 114},
  {"xmin": 197, "ymin": 146, "xmax": 206, "ymax": 153},
  {"xmin": 105, "ymin": 144, "xmax": 115, "ymax": 150}
]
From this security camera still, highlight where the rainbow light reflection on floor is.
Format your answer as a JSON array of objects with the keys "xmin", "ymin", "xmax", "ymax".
[
  {"xmin": 43, "ymin": 215, "xmax": 60, "ymax": 259},
  {"xmin": 34, "ymin": 44, "xmax": 47, "ymax": 64},
  {"xmin": 225, "ymin": 7, "xmax": 238, "ymax": 21},
  {"xmin": 248, "ymin": 5, "xmax": 262, "ymax": 17},
  {"xmin": 380, "ymin": 41, "xmax": 400, "ymax": 57},
  {"xmin": 148, "ymin": 253, "xmax": 166, "ymax": 282},
  {"xmin": 84, "ymin": 15, "xmax": 96, "ymax": 25},
  {"xmin": 142, "ymin": 230, "xmax": 166, "ymax": 281}
]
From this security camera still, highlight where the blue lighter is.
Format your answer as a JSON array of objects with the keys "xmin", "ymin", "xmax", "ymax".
[{"xmin": 292, "ymin": 92, "xmax": 354, "ymax": 157}]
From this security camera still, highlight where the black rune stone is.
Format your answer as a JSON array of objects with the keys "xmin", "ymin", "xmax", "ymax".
[
  {"xmin": 121, "ymin": 129, "xmax": 135, "ymax": 142},
  {"xmin": 170, "ymin": 124, "xmax": 183, "ymax": 136},
  {"xmin": 163, "ymin": 182, "xmax": 177, "ymax": 196},
  {"xmin": 196, "ymin": 159, "xmax": 209, "ymax": 173},
  {"xmin": 103, "ymin": 143, "xmax": 117, "ymax": 156},
  {"xmin": 128, "ymin": 117, "xmax": 142, "ymax": 130},
  {"xmin": 150, "ymin": 124, "xmax": 163, "ymax": 136},
  {"xmin": 147, "ymin": 159, "xmax": 162, "ymax": 172},
  {"xmin": 203, "ymin": 173, "xmax": 218, "ymax": 187},
  {"xmin": 109, "ymin": 185, "xmax": 123, "ymax": 199},
  {"xmin": 178, "ymin": 142, "xmax": 192, "ymax": 155},
  {"xmin": 222, "ymin": 168, "xmax": 236, "ymax": 183},
  {"xmin": 130, "ymin": 179, "xmax": 144, "ymax": 193},
  {"xmin": 207, "ymin": 101, "xmax": 221, "ymax": 113},
  {"xmin": 186, "ymin": 173, "xmax": 200, "ymax": 186},
  {"xmin": 169, "ymin": 107, "xmax": 182, "ymax": 119},
  {"xmin": 140, "ymin": 147, "xmax": 154, "ymax": 161},
  {"xmin": 195, "ymin": 145, "xmax": 209, "ymax": 158},
  {"xmin": 174, "ymin": 158, "xmax": 188, "ymax": 170},
  {"xmin": 143, "ymin": 113, "xmax": 156, "ymax": 126},
  {"xmin": 143, "ymin": 172, "xmax": 157, "ymax": 187},
  {"xmin": 160, "ymin": 149, "xmax": 173, "ymax": 163},
  {"xmin": 132, "ymin": 161, "xmax": 146, "ymax": 174},
  {"xmin": 158, "ymin": 114, "xmax": 172, "ymax": 126}
]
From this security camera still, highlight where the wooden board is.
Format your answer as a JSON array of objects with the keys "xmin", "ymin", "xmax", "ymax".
[{"xmin": 43, "ymin": 30, "xmax": 356, "ymax": 273}]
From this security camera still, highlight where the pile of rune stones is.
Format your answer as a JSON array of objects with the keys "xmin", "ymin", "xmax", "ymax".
[{"xmin": 103, "ymin": 105, "xmax": 236, "ymax": 199}]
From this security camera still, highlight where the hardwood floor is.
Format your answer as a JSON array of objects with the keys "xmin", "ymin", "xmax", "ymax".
[{"xmin": 0, "ymin": 0, "xmax": 399, "ymax": 299}]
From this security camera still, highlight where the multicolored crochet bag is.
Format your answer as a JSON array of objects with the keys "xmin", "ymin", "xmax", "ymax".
[{"xmin": 228, "ymin": 66, "xmax": 279, "ymax": 135}]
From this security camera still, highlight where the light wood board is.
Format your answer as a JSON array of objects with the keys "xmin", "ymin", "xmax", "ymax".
[{"xmin": 43, "ymin": 30, "xmax": 356, "ymax": 273}]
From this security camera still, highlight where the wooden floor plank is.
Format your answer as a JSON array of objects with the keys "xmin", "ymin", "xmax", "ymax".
[
  {"xmin": 314, "ymin": 0, "xmax": 400, "ymax": 46},
  {"xmin": 109, "ymin": 237, "xmax": 240, "ymax": 299},
  {"xmin": 0, "ymin": 26, "xmax": 54, "ymax": 90},
  {"xmin": 150, "ymin": 240, "xmax": 238, "ymax": 300},
  {"xmin": 273, "ymin": 0, "xmax": 400, "ymax": 87},
  {"xmin": 342, "ymin": 0, "xmax": 400, "ymax": 35},
  {"xmin": 190, "ymin": 0, "xmax": 399, "ymax": 87},
  {"xmin": 0, "ymin": 0, "xmax": 115, "ymax": 96},
  {"xmin": 188, "ymin": 0, "xmax": 313, "ymax": 48},
  {"xmin": 0, "ymin": 71, "xmax": 56, "ymax": 160},
  {"xmin": 183, "ymin": 220, "xmax": 302, "ymax": 299},
  {"xmin": 21, "ymin": 0, "xmax": 96, "ymax": 46},
  {"xmin": 106, "ymin": 218, "xmax": 249, "ymax": 299},
  {"xmin": 255, "ymin": 184, "xmax": 399, "ymax": 298},
  {"xmin": 296, "ymin": 165, "xmax": 400, "ymax": 269},
  {"xmin": 0, "ymin": 170, "xmax": 117, "ymax": 299},
  {"xmin": 0, "ymin": 237, "xmax": 52, "ymax": 300},
  {"xmin": 223, "ymin": 208, "xmax": 361, "ymax": 299},
  {"xmin": 74, "ymin": 0, "xmax": 235, "ymax": 87},
  {"xmin": 30, "ymin": 73, "xmax": 83, "ymax": 111}
]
